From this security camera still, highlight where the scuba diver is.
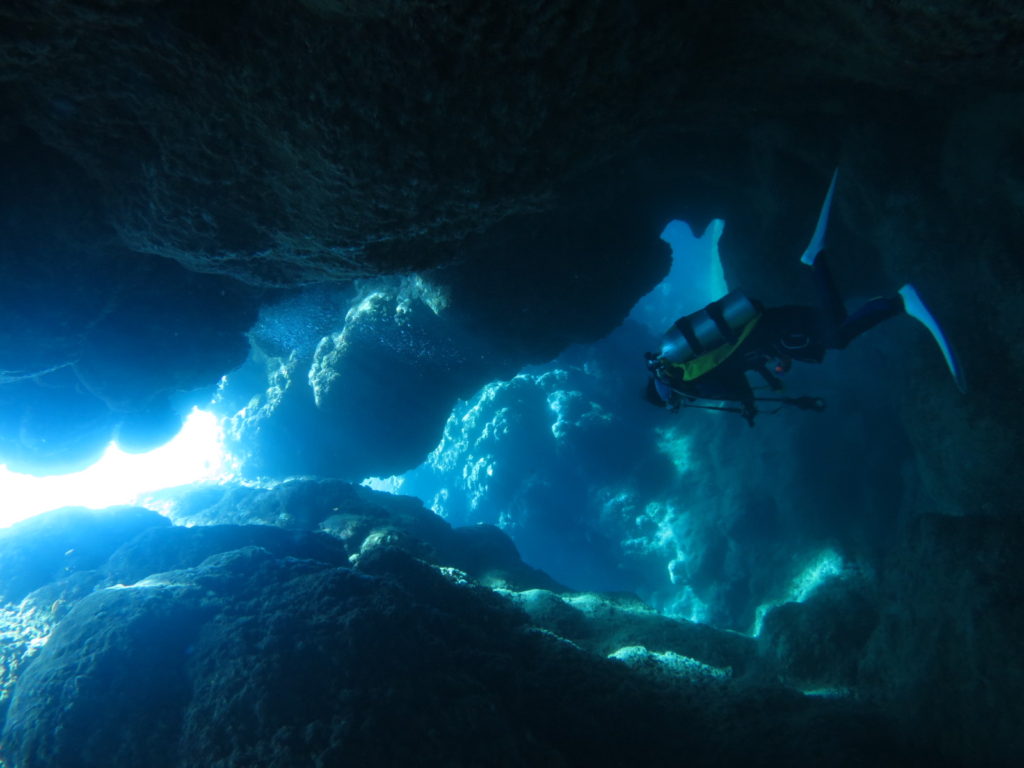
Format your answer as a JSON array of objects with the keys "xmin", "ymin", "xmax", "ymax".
[{"xmin": 645, "ymin": 170, "xmax": 967, "ymax": 426}]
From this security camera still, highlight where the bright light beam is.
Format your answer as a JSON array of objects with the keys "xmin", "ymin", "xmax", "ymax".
[{"xmin": 0, "ymin": 407, "xmax": 230, "ymax": 528}]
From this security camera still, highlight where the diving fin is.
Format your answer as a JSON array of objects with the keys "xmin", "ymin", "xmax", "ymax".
[
  {"xmin": 799, "ymin": 168, "xmax": 839, "ymax": 266},
  {"xmin": 898, "ymin": 284, "xmax": 968, "ymax": 393}
]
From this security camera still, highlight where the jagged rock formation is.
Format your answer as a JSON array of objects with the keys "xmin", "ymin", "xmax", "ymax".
[{"xmin": 217, "ymin": 281, "xmax": 500, "ymax": 481}]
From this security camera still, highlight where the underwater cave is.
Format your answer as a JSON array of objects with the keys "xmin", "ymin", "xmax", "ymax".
[{"xmin": 1, "ymin": 2, "xmax": 1023, "ymax": 766}]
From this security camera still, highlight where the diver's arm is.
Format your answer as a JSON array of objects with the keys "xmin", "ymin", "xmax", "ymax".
[
  {"xmin": 730, "ymin": 374, "xmax": 758, "ymax": 426},
  {"xmin": 653, "ymin": 374, "xmax": 674, "ymax": 405},
  {"xmin": 753, "ymin": 363, "xmax": 784, "ymax": 391},
  {"xmin": 692, "ymin": 369, "xmax": 758, "ymax": 425}
]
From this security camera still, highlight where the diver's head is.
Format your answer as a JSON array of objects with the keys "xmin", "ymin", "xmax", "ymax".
[{"xmin": 643, "ymin": 354, "xmax": 675, "ymax": 408}]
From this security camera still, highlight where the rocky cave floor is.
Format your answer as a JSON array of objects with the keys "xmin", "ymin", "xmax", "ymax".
[{"xmin": 1, "ymin": 479, "xmax": 1020, "ymax": 767}]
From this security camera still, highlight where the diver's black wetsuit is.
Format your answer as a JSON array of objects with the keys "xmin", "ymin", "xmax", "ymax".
[{"xmin": 652, "ymin": 255, "xmax": 902, "ymax": 415}]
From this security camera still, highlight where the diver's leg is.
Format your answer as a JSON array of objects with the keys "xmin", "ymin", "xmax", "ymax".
[
  {"xmin": 810, "ymin": 253, "xmax": 847, "ymax": 345},
  {"xmin": 833, "ymin": 288, "xmax": 966, "ymax": 391},
  {"xmin": 830, "ymin": 295, "xmax": 903, "ymax": 349}
]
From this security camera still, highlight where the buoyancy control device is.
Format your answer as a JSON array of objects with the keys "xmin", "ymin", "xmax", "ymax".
[{"xmin": 659, "ymin": 290, "xmax": 761, "ymax": 379}]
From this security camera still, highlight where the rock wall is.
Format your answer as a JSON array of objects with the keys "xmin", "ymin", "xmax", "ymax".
[{"xmin": 0, "ymin": 130, "xmax": 260, "ymax": 473}]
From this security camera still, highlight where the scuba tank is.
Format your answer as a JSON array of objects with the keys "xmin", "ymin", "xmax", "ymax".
[{"xmin": 660, "ymin": 290, "xmax": 760, "ymax": 364}]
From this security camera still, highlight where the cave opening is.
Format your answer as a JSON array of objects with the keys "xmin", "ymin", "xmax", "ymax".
[{"xmin": 0, "ymin": 407, "xmax": 229, "ymax": 528}]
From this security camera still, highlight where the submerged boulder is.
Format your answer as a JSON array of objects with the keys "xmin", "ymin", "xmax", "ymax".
[{"xmin": 758, "ymin": 577, "xmax": 879, "ymax": 692}]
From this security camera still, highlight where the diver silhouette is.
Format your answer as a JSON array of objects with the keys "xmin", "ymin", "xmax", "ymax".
[{"xmin": 644, "ymin": 170, "xmax": 966, "ymax": 426}]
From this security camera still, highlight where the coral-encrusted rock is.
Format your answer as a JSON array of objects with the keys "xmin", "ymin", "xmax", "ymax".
[
  {"xmin": 304, "ymin": 287, "xmax": 495, "ymax": 476},
  {"xmin": 0, "ymin": 506, "xmax": 170, "ymax": 727},
  {"xmin": 3, "ymin": 577, "xmax": 209, "ymax": 768}
]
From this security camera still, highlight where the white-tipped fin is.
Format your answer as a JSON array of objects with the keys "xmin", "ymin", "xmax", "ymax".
[
  {"xmin": 898, "ymin": 284, "xmax": 967, "ymax": 393},
  {"xmin": 800, "ymin": 168, "xmax": 840, "ymax": 266}
]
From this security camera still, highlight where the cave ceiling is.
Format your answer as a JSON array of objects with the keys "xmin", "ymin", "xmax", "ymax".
[{"xmin": 0, "ymin": 0, "xmax": 1022, "ymax": 478}]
